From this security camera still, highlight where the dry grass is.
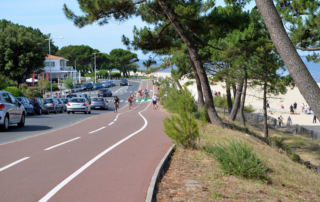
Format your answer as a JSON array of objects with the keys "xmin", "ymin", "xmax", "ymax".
[{"xmin": 156, "ymin": 116, "xmax": 320, "ymax": 201}]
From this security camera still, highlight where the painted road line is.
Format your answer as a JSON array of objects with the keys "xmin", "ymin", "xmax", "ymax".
[
  {"xmin": 39, "ymin": 97, "xmax": 152, "ymax": 202},
  {"xmin": 44, "ymin": 137, "xmax": 81, "ymax": 151},
  {"xmin": 89, "ymin": 127, "xmax": 106, "ymax": 134},
  {"xmin": 0, "ymin": 157, "xmax": 30, "ymax": 172},
  {"xmin": 114, "ymin": 119, "xmax": 117, "ymax": 122},
  {"xmin": 108, "ymin": 122, "xmax": 114, "ymax": 126}
]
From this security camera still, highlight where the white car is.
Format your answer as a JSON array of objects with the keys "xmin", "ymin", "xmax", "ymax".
[
  {"xmin": 102, "ymin": 82, "xmax": 110, "ymax": 88},
  {"xmin": 67, "ymin": 97, "xmax": 91, "ymax": 114}
]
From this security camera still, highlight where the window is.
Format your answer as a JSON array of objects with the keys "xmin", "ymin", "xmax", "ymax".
[
  {"xmin": 44, "ymin": 61, "xmax": 55, "ymax": 67},
  {"xmin": 8, "ymin": 94, "xmax": 17, "ymax": 104},
  {"xmin": 2, "ymin": 93, "xmax": 12, "ymax": 103}
]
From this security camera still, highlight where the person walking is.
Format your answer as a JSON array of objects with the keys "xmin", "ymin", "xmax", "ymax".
[
  {"xmin": 287, "ymin": 116, "xmax": 292, "ymax": 126},
  {"xmin": 152, "ymin": 94, "xmax": 158, "ymax": 109},
  {"xmin": 127, "ymin": 95, "xmax": 132, "ymax": 110},
  {"xmin": 280, "ymin": 115, "xmax": 284, "ymax": 126},
  {"xmin": 289, "ymin": 105, "xmax": 294, "ymax": 114},
  {"xmin": 278, "ymin": 117, "xmax": 281, "ymax": 126},
  {"xmin": 301, "ymin": 103, "xmax": 305, "ymax": 114},
  {"xmin": 266, "ymin": 100, "xmax": 270, "ymax": 108},
  {"xmin": 313, "ymin": 115, "xmax": 317, "ymax": 123},
  {"xmin": 293, "ymin": 102, "xmax": 297, "ymax": 113}
]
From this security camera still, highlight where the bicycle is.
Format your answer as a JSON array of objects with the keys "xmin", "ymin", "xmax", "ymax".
[
  {"xmin": 114, "ymin": 101, "xmax": 119, "ymax": 113},
  {"xmin": 128, "ymin": 100, "xmax": 132, "ymax": 110},
  {"xmin": 145, "ymin": 92, "xmax": 149, "ymax": 99}
]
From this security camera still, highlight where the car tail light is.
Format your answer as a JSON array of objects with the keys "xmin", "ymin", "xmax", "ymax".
[
  {"xmin": 52, "ymin": 102, "xmax": 54, "ymax": 106},
  {"xmin": 67, "ymin": 103, "xmax": 70, "ymax": 106},
  {"xmin": 83, "ymin": 103, "xmax": 87, "ymax": 106},
  {"xmin": 102, "ymin": 102, "xmax": 106, "ymax": 104},
  {"xmin": 35, "ymin": 98, "xmax": 38, "ymax": 104},
  {"xmin": 91, "ymin": 101, "xmax": 92, "ymax": 104},
  {"xmin": 98, "ymin": 91, "xmax": 100, "ymax": 93},
  {"xmin": 0, "ymin": 104, "xmax": 4, "ymax": 111}
]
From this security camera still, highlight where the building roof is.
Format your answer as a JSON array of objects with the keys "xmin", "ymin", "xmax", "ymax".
[{"xmin": 45, "ymin": 55, "xmax": 65, "ymax": 59}]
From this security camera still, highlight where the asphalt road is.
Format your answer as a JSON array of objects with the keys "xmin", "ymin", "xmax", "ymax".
[
  {"xmin": 0, "ymin": 80, "xmax": 142, "ymax": 145},
  {"xmin": 0, "ymin": 81, "xmax": 172, "ymax": 202}
]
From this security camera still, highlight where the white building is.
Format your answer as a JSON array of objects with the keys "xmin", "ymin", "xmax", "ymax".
[{"xmin": 43, "ymin": 55, "xmax": 77, "ymax": 81}]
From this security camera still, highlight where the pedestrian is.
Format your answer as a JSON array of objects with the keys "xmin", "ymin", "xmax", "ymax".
[
  {"xmin": 280, "ymin": 115, "xmax": 284, "ymax": 126},
  {"xmin": 313, "ymin": 115, "xmax": 317, "ymax": 123},
  {"xmin": 287, "ymin": 116, "xmax": 292, "ymax": 126},
  {"xmin": 127, "ymin": 95, "xmax": 132, "ymax": 110},
  {"xmin": 289, "ymin": 105, "xmax": 294, "ymax": 114},
  {"xmin": 266, "ymin": 100, "xmax": 270, "ymax": 108},
  {"xmin": 218, "ymin": 91, "xmax": 221, "ymax": 97},
  {"xmin": 278, "ymin": 117, "xmax": 281, "ymax": 126},
  {"xmin": 301, "ymin": 103, "xmax": 305, "ymax": 114},
  {"xmin": 281, "ymin": 104, "xmax": 284, "ymax": 109},
  {"xmin": 152, "ymin": 94, "xmax": 158, "ymax": 109},
  {"xmin": 293, "ymin": 102, "xmax": 297, "ymax": 113}
]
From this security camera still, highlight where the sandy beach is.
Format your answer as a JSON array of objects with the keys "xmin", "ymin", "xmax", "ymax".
[{"xmin": 140, "ymin": 72, "xmax": 320, "ymax": 129}]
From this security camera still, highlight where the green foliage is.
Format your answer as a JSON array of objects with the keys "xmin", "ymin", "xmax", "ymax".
[
  {"xmin": 163, "ymin": 87, "xmax": 197, "ymax": 114},
  {"xmin": 3, "ymin": 87, "xmax": 24, "ymax": 97},
  {"xmin": 45, "ymin": 84, "xmax": 59, "ymax": 91},
  {"xmin": 291, "ymin": 154, "xmax": 301, "ymax": 162},
  {"xmin": 110, "ymin": 72, "xmax": 121, "ymax": 78},
  {"xmin": 213, "ymin": 96, "xmax": 254, "ymax": 113},
  {"xmin": 109, "ymin": 48, "xmax": 139, "ymax": 77},
  {"xmin": 64, "ymin": 77, "xmax": 74, "ymax": 90},
  {"xmin": 0, "ymin": 74, "xmax": 9, "ymax": 90},
  {"xmin": 205, "ymin": 141, "xmax": 269, "ymax": 180},
  {"xmin": 21, "ymin": 87, "xmax": 42, "ymax": 98}
]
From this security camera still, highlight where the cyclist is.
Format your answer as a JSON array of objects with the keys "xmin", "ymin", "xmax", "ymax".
[
  {"xmin": 112, "ymin": 96, "xmax": 120, "ymax": 113},
  {"xmin": 144, "ymin": 88, "xmax": 149, "ymax": 99},
  {"xmin": 132, "ymin": 92, "xmax": 136, "ymax": 105},
  {"xmin": 127, "ymin": 95, "xmax": 133, "ymax": 110},
  {"xmin": 139, "ymin": 89, "xmax": 143, "ymax": 98}
]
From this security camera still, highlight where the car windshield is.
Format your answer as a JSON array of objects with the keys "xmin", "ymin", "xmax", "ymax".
[
  {"xmin": 75, "ymin": 85, "xmax": 81, "ymax": 88},
  {"xmin": 16, "ymin": 97, "xmax": 22, "ymax": 101},
  {"xmin": 121, "ymin": 79, "xmax": 127, "ymax": 82},
  {"xmin": 70, "ymin": 98, "xmax": 86, "ymax": 103},
  {"xmin": 92, "ymin": 98, "xmax": 104, "ymax": 102},
  {"xmin": 60, "ymin": 99, "xmax": 68, "ymax": 103},
  {"xmin": 67, "ymin": 95, "xmax": 77, "ymax": 98},
  {"xmin": 43, "ymin": 99, "xmax": 53, "ymax": 103}
]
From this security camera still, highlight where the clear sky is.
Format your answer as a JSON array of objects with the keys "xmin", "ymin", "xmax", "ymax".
[{"xmin": 0, "ymin": 0, "xmax": 306, "ymax": 60}]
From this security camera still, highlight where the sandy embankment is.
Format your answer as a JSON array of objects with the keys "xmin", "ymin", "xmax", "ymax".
[{"xmin": 145, "ymin": 72, "xmax": 320, "ymax": 127}]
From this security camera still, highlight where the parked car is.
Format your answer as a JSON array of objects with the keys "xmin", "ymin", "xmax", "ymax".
[
  {"xmin": 67, "ymin": 97, "xmax": 91, "ymax": 114},
  {"xmin": 108, "ymin": 80, "xmax": 115, "ymax": 86},
  {"xmin": 106, "ymin": 81, "xmax": 113, "ymax": 87},
  {"xmin": 71, "ymin": 85, "xmax": 83, "ymax": 93},
  {"xmin": 57, "ymin": 99, "xmax": 67, "ymax": 112},
  {"xmin": 60, "ymin": 98, "xmax": 71, "ymax": 111},
  {"xmin": 0, "ymin": 91, "xmax": 25, "ymax": 131},
  {"xmin": 101, "ymin": 82, "xmax": 111, "ymax": 88},
  {"xmin": 81, "ymin": 93, "xmax": 91, "ymax": 102},
  {"xmin": 28, "ymin": 97, "xmax": 49, "ymax": 115},
  {"xmin": 43, "ymin": 98, "xmax": 63, "ymax": 114},
  {"xmin": 98, "ymin": 89, "xmax": 112, "ymax": 97},
  {"xmin": 67, "ymin": 94, "xmax": 85, "ymax": 99},
  {"xmin": 81, "ymin": 83, "xmax": 94, "ymax": 91},
  {"xmin": 16, "ymin": 97, "xmax": 35, "ymax": 115},
  {"xmin": 93, "ymin": 83, "xmax": 102, "ymax": 90},
  {"xmin": 91, "ymin": 97, "xmax": 109, "ymax": 110},
  {"xmin": 120, "ymin": 79, "xmax": 128, "ymax": 86}
]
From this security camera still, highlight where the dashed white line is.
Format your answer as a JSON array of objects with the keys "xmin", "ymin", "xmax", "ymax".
[
  {"xmin": 108, "ymin": 122, "xmax": 114, "ymax": 125},
  {"xmin": 0, "ymin": 157, "xmax": 30, "ymax": 172},
  {"xmin": 44, "ymin": 137, "xmax": 81, "ymax": 151},
  {"xmin": 89, "ymin": 127, "xmax": 106, "ymax": 134},
  {"xmin": 114, "ymin": 119, "xmax": 117, "ymax": 122}
]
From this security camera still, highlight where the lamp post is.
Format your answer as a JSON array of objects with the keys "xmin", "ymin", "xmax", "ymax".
[
  {"xmin": 93, "ymin": 52, "xmax": 100, "ymax": 83},
  {"xmin": 45, "ymin": 36, "xmax": 63, "ymax": 98}
]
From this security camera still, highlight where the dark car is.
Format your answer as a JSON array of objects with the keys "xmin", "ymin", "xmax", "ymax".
[
  {"xmin": 93, "ymin": 83, "xmax": 102, "ymax": 90},
  {"xmin": 81, "ymin": 83, "xmax": 93, "ymax": 91},
  {"xmin": 28, "ymin": 97, "xmax": 49, "ymax": 115},
  {"xmin": 57, "ymin": 98, "xmax": 67, "ymax": 112},
  {"xmin": 16, "ymin": 97, "xmax": 35, "ymax": 115},
  {"xmin": 120, "ymin": 79, "xmax": 128, "ymax": 86},
  {"xmin": 71, "ymin": 85, "xmax": 82, "ymax": 93},
  {"xmin": 91, "ymin": 97, "xmax": 108, "ymax": 110},
  {"xmin": 98, "ymin": 89, "xmax": 112, "ymax": 97},
  {"xmin": 43, "ymin": 98, "xmax": 63, "ymax": 114}
]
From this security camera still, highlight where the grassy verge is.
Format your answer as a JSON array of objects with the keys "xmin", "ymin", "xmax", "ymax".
[{"xmin": 156, "ymin": 114, "xmax": 320, "ymax": 201}]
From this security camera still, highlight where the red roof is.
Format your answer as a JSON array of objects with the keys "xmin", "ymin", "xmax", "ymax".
[{"xmin": 45, "ymin": 55, "xmax": 65, "ymax": 59}]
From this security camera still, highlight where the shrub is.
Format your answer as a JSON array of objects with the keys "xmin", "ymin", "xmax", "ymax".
[
  {"xmin": 163, "ymin": 87, "xmax": 197, "ymax": 114},
  {"xmin": 244, "ymin": 104, "xmax": 255, "ymax": 113},
  {"xmin": 23, "ymin": 88, "xmax": 42, "ymax": 98},
  {"xmin": 46, "ymin": 84, "xmax": 59, "ymax": 91},
  {"xmin": 205, "ymin": 140, "xmax": 269, "ymax": 180},
  {"xmin": 110, "ymin": 72, "xmax": 121, "ymax": 78},
  {"xmin": 3, "ymin": 87, "xmax": 24, "ymax": 97},
  {"xmin": 64, "ymin": 77, "xmax": 74, "ymax": 90},
  {"xmin": 291, "ymin": 154, "xmax": 301, "ymax": 162}
]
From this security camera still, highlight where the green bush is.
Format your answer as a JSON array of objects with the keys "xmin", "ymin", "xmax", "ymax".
[
  {"xmin": 46, "ymin": 84, "xmax": 59, "ymax": 91},
  {"xmin": 291, "ymin": 154, "xmax": 301, "ymax": 162},
  {"xmin": 23, "ymin": 88, "xmax": 42, "ymax": 98},
  {"xmin": 163, "ymin": 87, "xmax": 197, "ymax": 114},
  {"xmin": 213, "ymin": 97, "xmax": 254, "ymax": 113},
  {"xmin": 110, "ymin": 72, "xmax": 121, "ymax": 78},
  {"xmin": 64, "ymin": 77, "xmax": 74, "ymax": 90},
  {"xmin": 205, "ymin": 140, "xmax": 269, "ymax": 180},
  {"xmin": 244, "ymin": 104, "xmax": 255, "ymax": 113},
  {"xmin": 3, "ymin": 87, "xmax": 24, "ymax": 97}
]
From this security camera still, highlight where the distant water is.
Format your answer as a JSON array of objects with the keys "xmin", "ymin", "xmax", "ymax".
[{"xmin": 135, "ymin": 57, "xmax": 320, "ymax": 81}]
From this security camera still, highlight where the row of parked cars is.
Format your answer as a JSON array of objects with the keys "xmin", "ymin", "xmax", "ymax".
[
  {"xmin": 0, "ymin": 90, "xmax": 111, "ymax": 131},
  {"xmin": 66, "ymin": 81, "xmax": 116, "ymax": 93}
]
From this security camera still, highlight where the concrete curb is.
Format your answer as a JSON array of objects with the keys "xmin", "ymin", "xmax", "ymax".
[{"xmin": 145, "ymin": 144, "xmax": 175, "ymax": 202}]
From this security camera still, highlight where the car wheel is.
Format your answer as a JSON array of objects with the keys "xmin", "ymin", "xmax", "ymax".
[
  {"xmin": 1, "ymin": 115, "xmax": 9, "ymax": 131},
  {"xmin": 17, "ymin": 113, "xmax": 25, "ymax": 127},
  {"xmin": 67, "ymin": 112, "xmax": 70, "ymax": 114},
  {"xmin": 46, "ymin": 109, "xmax": 49, "ymax": 114},
  {"xmin": 38, "ymin": 108, "xmax": 42, "ymax": 115},
  {"xmin": 72, "ymin": 112, "xmax": 75, "ymax": 114},
  {"xmin": 54, "ymin": 109, "xmax": 57, "ymax": 114},
  {"xmin": 84, "ymin": 110, "xmax": 88, "ymax": 114},
  {"xmin": 60, "ymin": 108, "xmax": 63, "ymax": 113}
]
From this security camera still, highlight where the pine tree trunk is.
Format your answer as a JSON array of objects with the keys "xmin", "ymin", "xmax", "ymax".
[
  {"xmin": 232, "ymin": 83, "xmax": 237, "ymax": 99},
  {"xmin": 240, "ymin": 70, "xmax": 247, "ymax": 127},
  {"xmin": 255, "ymin": 0, "xmax": 320, "ymax": 123},
  {"xmin": 226, "ymin": 63, "xmax": 233, "ymax": 113},
  {"xmin": 158, "ymin": 0, "xmax": 222, "ymax": 125},
  {"xmin": 263, "ymin": 81, "xmax": 268, "ymax": 138},
  {"xmin": 189, "ymin": 56, "xmax": 204, "ymax": 108},
  {"xmin": 229, "ymin": 81, "xmax": 243, "ymax": 121}
]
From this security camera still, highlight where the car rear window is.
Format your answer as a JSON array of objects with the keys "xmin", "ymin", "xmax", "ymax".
[
  {"xmin": 67, "ymin": 94, "xmax": 77, "ymax": 98},
  {"xmin": 16, "ymin": 97, "xmax": 22, "ymax": 101},
  {"xmin": 70, "ymin": 98, "xmax": 86, "ymax": 103},
  {"xmin": 92, "ymin": 98, "xmax": 104, "ymax": 101},
  {"xmin": 60, "ymin": 99, "xmax": 68, "ymax": 103},
  {"xmin": 43, "ymin": 99, "xmax": 53, "ymax": 103}
]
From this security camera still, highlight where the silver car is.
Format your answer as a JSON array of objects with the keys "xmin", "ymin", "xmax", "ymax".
[
  {"xmin": 91, "ymin": 97, "xmax": 109, "ymax": 110},
  {"xmin": 67, "ymin": 97, "xmax": 91, "ymax": 114},
  {"xmin": 0, "ymin": 91, "xmax": 25, "ymax": 131},
  {"xmin": 101, "ymin": 82, "xmax": 110, "ymax": 88},
  {"xmin": 107, "ymin": 80, "xmax": 115, "ymax": 86}
]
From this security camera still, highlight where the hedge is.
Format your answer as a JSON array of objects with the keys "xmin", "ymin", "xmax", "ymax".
[{"xmin": 3, "ymin": 87, "xmax": 24, "ymax": 97}]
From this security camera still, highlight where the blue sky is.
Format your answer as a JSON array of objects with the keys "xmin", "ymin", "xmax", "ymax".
[{"xmin": 0, "ymin": 0, "xmax": 306, "ymax": 60}]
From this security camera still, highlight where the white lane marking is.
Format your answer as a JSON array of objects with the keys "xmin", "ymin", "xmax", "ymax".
[
  {"xmin": 0, "ymin": 157, "xmax": 30, "ymax": 172},
  {"xmin": 39, "ymin": 97, "xmax": 152, "ymax": 202},
  {"xmin": 114, "ymin": 119, "xmax": 117, "ymax": 121},
  {"xmin": 120, "ymin": 100, "xmax": 123, "ymax": 102},
  {"xmin": 108, "ymin": 122, "xmax": 114, "ymax": 125},
  {"xmin": 44, "ymin": 137, "xmax": 81, "ymax": 151},
  {"xmin": 89, "ymin": 127, "xmax": 106, "ymax": 134}
]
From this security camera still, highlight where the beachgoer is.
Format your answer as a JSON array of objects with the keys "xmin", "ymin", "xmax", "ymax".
[
  {"xmin": 280, "ymin": 115, "xmax": 284, "ymax": 126},
  {"xmin": 266, "ymin": 100, "xmax": 270, "ymax": 108},
  {"xmin": 289, "ymin": 105, "xmax": 294, "ymax": 114},
  {"xmin": 287, "ymin": 116, "xmax": 292, "ymax": 126},
  {"xmin": 313, "ymin": 115, "xmax": 317, "ymax": 123},
  {"xmin": 281, "ymin": 104, "xmax": 284, "ymax": 109},
  {"xmin": 301, "ymin": 103, "xmax": 305, "ymax": 113},
  {"xmin": 293, "ymin": 102, "xmax": 297, "ymax": 113},
  {"xmin": 278, "ymin": 117, "xmax": 281, "ymax": 126},
  {"xmin": 152, "ymin": 94, "xmax": 158, "ymax": 109}
]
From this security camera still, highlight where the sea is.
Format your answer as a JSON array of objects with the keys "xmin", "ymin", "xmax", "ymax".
[{"xmin": 135, "ymin": 57, "xmax": 320, "ymax": 82}]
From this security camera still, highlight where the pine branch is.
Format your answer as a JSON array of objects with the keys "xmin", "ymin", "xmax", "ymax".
[
  {"xmin": 294, "ymin": 46, "xmax": 320, "ymax": 51},
  {"xmin": 155, "ymin": 21, "xmax": 172, "ymax": 49}
]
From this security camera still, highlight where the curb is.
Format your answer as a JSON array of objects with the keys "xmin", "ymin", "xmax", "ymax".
[{"xmin": 145, "ymin": 145, "xmax": 175, "ymax": 202}]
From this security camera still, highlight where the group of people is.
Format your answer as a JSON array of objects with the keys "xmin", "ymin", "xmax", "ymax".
[
  {"xmin": 212, "ymin": 91, "xmax": 221, "ymax": 97},
  {"xmin": 277, "ymin": 115, "xmax": 293, "ymax": 126}
]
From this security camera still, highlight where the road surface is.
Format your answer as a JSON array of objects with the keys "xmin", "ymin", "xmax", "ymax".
[{"xmin": 0, "ymin": 81, "xmax": 172, "ymax": 202}]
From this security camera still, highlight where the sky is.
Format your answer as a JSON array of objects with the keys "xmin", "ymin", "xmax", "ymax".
[{"xmin": 0, "ymin": 0, "xmax": 307, "ymax": 60}]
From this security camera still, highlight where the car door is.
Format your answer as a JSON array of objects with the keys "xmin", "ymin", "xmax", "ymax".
[
  {"xmin": 2, "ymin": 93, "xmax": 14, "ymax": 122},
  {"xmin": 8, "ymin": 93, "xmax": 22, "ymax": 122}
]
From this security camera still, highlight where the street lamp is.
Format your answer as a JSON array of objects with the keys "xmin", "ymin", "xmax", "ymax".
[
  {"xmin": 45, "ymin": 36, "xmax": 63, "ymax": 98},
  {"xmin": 93, "ymin": 52, "xmax": 100, "ymax": 83}
]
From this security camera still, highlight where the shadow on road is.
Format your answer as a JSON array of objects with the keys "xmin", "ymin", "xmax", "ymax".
[{"xmin": 5, "ymin": 125, "xmax": 53, "ymax": 132}]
